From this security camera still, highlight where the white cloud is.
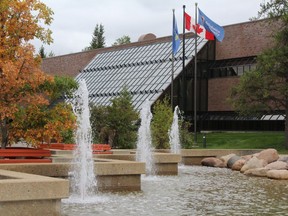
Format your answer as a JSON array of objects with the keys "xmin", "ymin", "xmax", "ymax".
[{"xmin": 32, "ymin": 0, "xmax": 263, "ymax": 56}]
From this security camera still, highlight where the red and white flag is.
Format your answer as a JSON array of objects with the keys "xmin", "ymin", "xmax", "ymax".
[
  {"xmin": 192, "ymin": 20, "xmax": 214, "ymax": 40},
  {"xmin": 184, "ymin": 12, "xmax": 191, "ymax": 31},
  {"xmin": 185, "ymin": 13, "xmax": 214, "ymax": 40}
]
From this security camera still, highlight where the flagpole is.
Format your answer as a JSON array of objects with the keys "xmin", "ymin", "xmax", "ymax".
[
  {"xmin": 194, "ymin": 3, "xmax": 198, "ymax": 144},
  {"xmin": 171, "ymin": 9, "xmax": 175, "ymax": 109},
  {"xmin": 182, "ymin": 5, "xmax": 186, "ymax": 112}
]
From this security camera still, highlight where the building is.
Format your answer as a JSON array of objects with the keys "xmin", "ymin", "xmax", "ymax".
[{"xmin": 42, "ymin": 19, "xmax": 284, "ymax": 132}]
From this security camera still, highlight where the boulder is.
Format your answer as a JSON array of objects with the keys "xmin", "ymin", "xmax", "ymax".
[
  {"xmin": 244, "ymin": 168, "xmax": 268, "ymax": 177},
  {"xmin": 256, "ymin": 148, "xmax": 279, "ymax": 164},
  {"xmin": 241, "ymin": 155, "xmax": 253, "ymax": 161},
  {"xmin": 231, "ymin": 159, "xmax": 246, "ymax": 171},
  {"xmin": 267, "ymin": 170, "xmax": 288, "ymax": 180},
  {"xmin": 265, "ymin": 161, "xmax": 288, "ymax": 170},
  {"xmin": 201, "ymin": 157, "xmax": 226, "ymax": 168},
  {"xmin": 227, "ymin": 155, "xmax": 241, "ymax": 168},
  {"xmin": 278, "ymin": 156, "xmax": 288, "ymax": 163},
  {"xmin": 220, "ymin": 154, "xmax": 236, "ymax": 167},
  {"xmin": 240, "ymin": 156, "xmax": 268, "ymax": 173}
]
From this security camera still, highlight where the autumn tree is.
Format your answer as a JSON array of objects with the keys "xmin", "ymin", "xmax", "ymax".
[
  {"xmin": 229, "ymin": 0, "xmax": 288, "ymax": 149},
  {"xmin": 0, "ymin": 0, "xmax": 66, "ymax": 148},
  {"xmin": 112, "ymin": 35, "xmax": 131, "ymax": 46}
]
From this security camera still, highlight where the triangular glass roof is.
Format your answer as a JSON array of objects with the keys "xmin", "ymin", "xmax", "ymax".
[{"xmin": 76, "ymin": 37, "xmax": 207, "ymax": 110}]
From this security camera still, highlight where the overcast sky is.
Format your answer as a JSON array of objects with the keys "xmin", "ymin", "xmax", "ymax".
[{"xmin": 32, "ymin": 0, "xmax": 264, "ymax": 56}]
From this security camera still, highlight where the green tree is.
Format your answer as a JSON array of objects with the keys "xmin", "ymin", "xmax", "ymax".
[
  {"xmin": 90, "ymin": 104, "xmax": 109, "ymax": 143},
  {"xmin": 106, "ymin": 87, "xmax": 138, "ymax": 149},
  {"xmin": 84, "ymin": 24, "xmax": 105, "ymax": 50},
  {"xmin": 112, "ymin": 35, "xmax": 131, "ymax": 46},
  {"xmin": 229, "ymin": 0, "xmax": 288, "ymax": 149},
  {"xmin": 39, "ymin": 45, "xmax": 47, "ymax": 58},
  {"xmin": 151, "ymin": 98, "xmax": 173, "ymax": 149}
]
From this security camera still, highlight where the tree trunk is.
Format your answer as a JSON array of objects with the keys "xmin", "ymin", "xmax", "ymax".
[{"xmin": 0, "ymin": 118, "xmax": 9, "ymax": 149}]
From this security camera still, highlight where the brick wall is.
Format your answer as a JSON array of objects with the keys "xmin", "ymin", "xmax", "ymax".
[
  {"xmin": 208, "ymin": 77, "xmax": 240, "ymax": 111},
  {"xmin": 216, "ymin": 19, "xmax": 279, "ymax": 60},
  {"xmin": 41, "ymin": 50, "xmax": 99, "ymax": 77}
]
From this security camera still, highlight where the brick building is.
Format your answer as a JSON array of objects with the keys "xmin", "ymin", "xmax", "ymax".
[{"xmin": 41, "ymin": 18, "xmax": 284, "ymax": 131}]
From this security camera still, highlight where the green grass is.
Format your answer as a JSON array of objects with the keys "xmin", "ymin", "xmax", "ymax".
[{"xmin": 194, "ymin": 132, "xmax": 288, "ymax": 154}]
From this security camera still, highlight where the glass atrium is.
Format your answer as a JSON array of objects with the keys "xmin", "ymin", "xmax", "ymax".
[{"xmin": 76, "ymin": 37, "xmax": 207, "ymax": 110}]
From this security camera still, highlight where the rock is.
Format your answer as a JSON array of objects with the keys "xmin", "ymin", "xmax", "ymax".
[
  {"xmin": 278, "ymin": 156, "xmax": 288, "ymax": 163},
  {"xmin": 227, "ymin": 155, "xmax": 241, "ymax": 168},
  {"xmin": 265, "ymin": 161, "xmax": 288, "ymax": 170},
  {"xmin": 244, "ymin": 168, "xmax": 268, "ymax": 177},
  {"xmin": 201, "ymin": 157, "xmax": 226, "ymax": 168},
  {"xmin": 220, "ymin": 154, "xmax": 236, "ymax": 167},
  {"xmin": 256, "ymin": 148, "xmax": 279, "ymax": 164},
  {"xmin": 240, "ymin": 156, "xmax": 268, "ymax": 173},
  {"xmin": 267, "ymin": 170, "xmax": 288, "ymax": 180},
  {"xmin": 241, "ymin": 155, "xmax": 253, "ymax": 161},
  {"xmin": 231, "ymin": 159, "xmax": 246, "ymax": 171}
]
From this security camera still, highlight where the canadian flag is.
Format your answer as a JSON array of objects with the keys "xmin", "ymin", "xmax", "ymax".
[
  {"xmin": 191, "ymin": 17, "xmax": 214, "ymax": 40},
  {"xmin": 185, "ymin": 12, "xmax": 214, "ymax": 41}
]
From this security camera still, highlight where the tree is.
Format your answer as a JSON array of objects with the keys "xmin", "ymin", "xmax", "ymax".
[
  {"xmin": 106, "ymin": 87, "xmax": 138, "ymax": 148},
  {"xmin": 0, "ymin": 0, "xmax": 54, "ymax": 148},
  {"xmin": 151, "ymin": 98, "xmax": 173, "ymax": 149},
  {"xmin": 39, "ymin": 45, "xmax": 47, "ymax": 58},
  {"xmin": 8, "ymin": 75, "xmax": 77, "ymax": 146},
  {"xmin": 229, "ymin": 0, "xmax": 288, "ymax": 149},
  {"xmin": 84, "ymin": 24, "xmax": 105, "ymax": 50},
  {"xmin": 38, "ymin": 45, "xmax": 55, "ymax": 58},
  {"xmin": 112, "ymin": 35, "xmax": 131, "ymax": 46},
  {"xmin": 90, "ymin": 104, "xmax": 109, "ymax": 143}
]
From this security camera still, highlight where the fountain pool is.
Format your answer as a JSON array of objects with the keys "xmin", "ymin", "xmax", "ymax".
[{"xmin": 61, "ymin": 165, "xmax": 288, "ymax": 216}]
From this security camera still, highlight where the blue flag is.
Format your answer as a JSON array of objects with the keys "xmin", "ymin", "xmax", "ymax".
[
  {"xmin": 172, "ymin": 12, "xmax": 181, "ymax": 55},
  {"xmin": 198, "ymin": 8, "xmax": 225, "ymax": 42}
]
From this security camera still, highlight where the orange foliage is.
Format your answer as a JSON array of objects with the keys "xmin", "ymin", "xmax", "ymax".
[
  {"xmin": 0, "ymin": 45, "xmax": 53, "ymax": 120},
  {"xmin": 10, "ymin": 104, "xmax": 76, "ymax": 147}
]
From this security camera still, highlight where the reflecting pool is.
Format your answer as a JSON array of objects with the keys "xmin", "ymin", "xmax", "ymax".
[{"xmin": 61, "ymin": 166, "xmax": 288, "ymax": 216}]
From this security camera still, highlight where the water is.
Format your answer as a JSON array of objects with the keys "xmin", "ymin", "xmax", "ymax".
[
  {"xmin": 136, "ymin": 100, "xmax": 154, "ymax": 175},
  {"xmin": 61, "ymin": 166, "xmax": 288, "ymax": 216},
  {"xmin": 69, "ymin": 79, "xmax": 97, "ymax": 201},
  {"xmin": 169, "ymin": 106, "xmax": 181, "ymax": 154}
]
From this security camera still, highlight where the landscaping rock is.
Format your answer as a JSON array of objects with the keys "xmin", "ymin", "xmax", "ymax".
[
  {"xmin": 267, "ymin": 170, "xmax": 288, "ymax": 180},
  {"xmin": 231, "ymin": 159, "xmax": 246, "ymax": 171},
  {"xmin": 278, "ymin": 156, "xmax": 288, "ymax": 163},
  {"xmin": 220, "ymin": 154, "xmax": 236, "ymax": 167},
  {"xmin": 227, "ymin": 155, "xmax": 241, "ymax": 168},
  {"xmin": 265, "ymin": 161, "xmax": 288, "ymax": 170},
  {"xmin": 201, "ymin": 157, "xmax": 226, "ymax": 168},
  {"xmin": 244, "ymin": 168, "xmax": 268, "ymax": 177},
  {"xmin": 241, "ymin": 155, "xmax": 253, "ymax": 161},
  {"xmin": 256, "ymin": 148, "xmax": 279, "ymax": 164},
  {"xmin": 240, "ymin": 156, "xmax": 268, "ymax": 173}
]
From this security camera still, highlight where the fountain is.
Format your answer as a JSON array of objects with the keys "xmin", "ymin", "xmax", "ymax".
[
  {"xmin": 169, "ymin": 106, "xmax": 181, "ymax": 154},
  {"xmin": 69, "ymin": 79, "xmax": 97, "ymax": 201},
  {"xmin": 136, "ymin": 100, "xmax": 155, "ymax": 175},
  {"xmin": 62, "ymin": 166, "xmax": 288, "ymax": 215}
]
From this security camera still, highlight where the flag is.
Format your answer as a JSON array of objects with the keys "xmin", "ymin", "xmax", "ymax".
[
  {"xmin": 172, "ymin": 12, "xmax": 181, "ymax": 55},
  {"xmin": 191, "ymin": 17, "xmax": 214, "ymax": 40},
  {"xmin": 198, "ymin": 8, "xmax": 225, "ymax": 42},
  {"xmin": 184, "ymin": 12, "xmax": 191, "ymax": 31}
]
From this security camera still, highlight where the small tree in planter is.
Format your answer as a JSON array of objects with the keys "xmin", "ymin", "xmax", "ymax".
[{"xmin": 151, "ymin": 98, "xmax": 173, "ymax": 149}]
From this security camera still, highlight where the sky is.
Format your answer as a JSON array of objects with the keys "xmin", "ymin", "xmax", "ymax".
[{"xmin": 32, "ymin": 0, "xmax": 265, "ymax": 56}]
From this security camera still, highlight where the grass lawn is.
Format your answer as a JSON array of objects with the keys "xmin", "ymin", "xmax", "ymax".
[{"xmin": 194, "ymin": 132, "xmax": 288, "ymax": 154}]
